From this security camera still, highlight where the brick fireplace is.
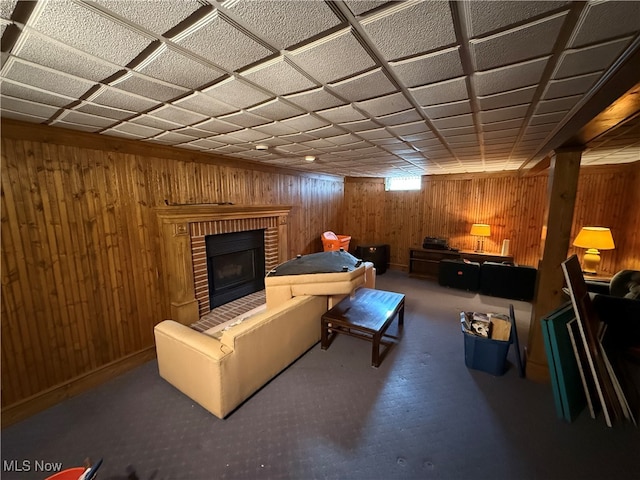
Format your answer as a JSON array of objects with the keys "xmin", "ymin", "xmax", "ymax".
[{"xmin": 156, "ymin": 204, "xmax": 291, "ymax": 325}]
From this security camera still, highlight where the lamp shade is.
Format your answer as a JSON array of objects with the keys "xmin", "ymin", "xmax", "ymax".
[
  {"xmin": 470, "ymin": 223, "xmax": 491, "ymax": 237},
  {"xmin": 573, "ymin": 227, "xmax": 615, "ymax": 250}
]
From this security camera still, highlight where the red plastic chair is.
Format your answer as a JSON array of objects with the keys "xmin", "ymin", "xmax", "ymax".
[{"xmin": 321, "ymin": 231, "xmax": 351, "ymax": 252}]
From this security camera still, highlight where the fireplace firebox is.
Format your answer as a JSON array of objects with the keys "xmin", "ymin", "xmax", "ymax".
[{"xmin": 206, "ymin": 229, "xmax": 266, "ymax": 308}]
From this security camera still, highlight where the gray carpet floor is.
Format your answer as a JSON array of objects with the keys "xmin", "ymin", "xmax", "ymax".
[{"xmin": 2, "ymin": 271, "xmax": 638, "ymax": 480}]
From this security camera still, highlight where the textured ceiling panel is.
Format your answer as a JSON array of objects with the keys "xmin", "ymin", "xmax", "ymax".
[
  {"xmin": 136, "ymin": 46, "xmax": 224, "ymax": 89},
  {"xmin": 173, "ymin": 92, "xmax": 236, "ymax": 117},
  {"xmin": 465, "ymin": 1, "xmax": 571, "ymax": 38},
  {"xmin": 569, "ymin": 1, "xmax": 640, "ymax": 48},
  {"xmin": 202, "ymin": 77, "xmax": 271, "ymax": 109},
  {"xmin": 177, "ymin": 12, "xmax": 273, "ymax": 72},
  {"xmin": 361, "ymin": 1, "xmax": 456, "ymax": 61},
  {"xmin": 225, "ymin": 0, "xmax": 340, "ymax": 50},
  {"xmin": 0, "ymin": 0, "xmax": 637, "ymax": 177},
  {"xmin": 15, "ymin": 30, "xmax": 120, "ymax": 81},
  {"xmin": 470, "ymin": 12, "xmax": 567, "ymax": 71},
  {"xmin": 389, "ymin": 47, "xmax": 463, "ymax": 88},
  {"xmin": 327, "ymin": 68, "xmax": 396, "ymax": 102},
  {"xmin": 3, "ymin": 59, "xmax": 94, "ymax": 98},
  {"xmin": 289, "ymin": 29, "xmax": 376, "ymax": 84},
  {"xmin": 30, "ymin": 0, "xmax": 152, "ymax": 65},
  {"xmin": 90, "ymin": 0, "xmax": 201, "ymax": 36},
  {"xmin": 241, "ymin": 57, "xmax": 315, "ymax": 96}
]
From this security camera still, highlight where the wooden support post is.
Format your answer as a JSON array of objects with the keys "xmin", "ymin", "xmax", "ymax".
[{"xmin": 526, "ymin": 148, "xmax": 582, "ymax": 382}]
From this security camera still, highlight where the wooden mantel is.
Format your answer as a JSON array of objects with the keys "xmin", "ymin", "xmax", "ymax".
[{"xmin": 156, "ymin": 204, "xmax": 292, "ymax": 325}]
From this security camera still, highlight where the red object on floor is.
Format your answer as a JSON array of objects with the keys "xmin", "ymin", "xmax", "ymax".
[
  {"xmin": 321, "ymin": 231, "xmax": 351, "ymax": 251},
  {"xmin": 45, "ymin": 467, "xmax": 86, "ymax": 480}
]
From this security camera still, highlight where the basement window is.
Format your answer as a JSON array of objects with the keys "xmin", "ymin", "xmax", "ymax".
[{"xmin": 385, "ymin": 176, "xmax": 421, "ymax": 191}]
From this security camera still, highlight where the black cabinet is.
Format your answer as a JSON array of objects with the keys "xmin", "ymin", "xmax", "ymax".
[
  {"xmin": 355, "ymin": 244, "xmax": 389, "ymax": 274},
  {"xmin": 409, "ymin": 247, "xmax": 461, "ymax": 279}
]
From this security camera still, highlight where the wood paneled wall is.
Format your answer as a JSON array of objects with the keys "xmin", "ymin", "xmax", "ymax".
[
  {"xmin": 343, "ymin": 162, "xmax": 639, "ymax": 273},
  {"xmin": 1, "ymin": 120, "xmax": 343, "ymax": 419}
]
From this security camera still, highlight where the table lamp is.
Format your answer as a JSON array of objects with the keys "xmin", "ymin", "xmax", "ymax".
[
  {"xmin": 470, "ymin": 223, "xmax": 491, "ymax": 253},
  {"xmin": 572, "ymin": 226, "xmax": 615, "ymax": 274}
]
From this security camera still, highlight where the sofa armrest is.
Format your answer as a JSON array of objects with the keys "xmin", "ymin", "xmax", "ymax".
[{"xmin": 154, "ymin": 320, "xmax": 232, "ymax": 417}]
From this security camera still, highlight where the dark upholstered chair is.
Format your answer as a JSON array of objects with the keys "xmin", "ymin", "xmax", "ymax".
[
  {"xmin": 438, "ymin": 259, "xmax": 480, "ymax": 291},
  {"xmin": 479, "ymin": 262, "xmax": 537, "ymax": 301}
]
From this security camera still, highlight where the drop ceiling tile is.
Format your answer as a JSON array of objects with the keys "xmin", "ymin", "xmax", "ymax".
[
  {"xmin": 91, "ymin": 86, "xmax": 159, "ymax": 111},
  {"xmin": 148, "ymin": 104, "xmax": 208, "ymax": 125},
  {"xmin": 409, "ymin": 76, "xmax": 468, "ymax": 106},
  {"xmin": 189, "ymin": 138, "xmax": 224, "ymax": 149},
  {"xmin": 112, "ymin": 72, "xmax": 188, "ymax": 102},
  {"xmin": 150, "ymin": 131, "xmax": 197, "ymax": 145},
  {"xmin": 474, "ymin": 56, "xmax": 549, "ymax": 96},
  {"xmin": 317, "ymin": 104, "xmax": 366, "ymax": 123},
  {"xmin": 289, "ymin": 29, "xmax": 375, "ymax": 84},
  {"xmin": 3, "ymin": 59, "xmax": 95, "ymax": 99},
  {"xmin": 376, "ymin": 109, "xmax": 422, "ymax": 126},
  {"xmin": 389, "ymin": 47, "xmax": 463, "ymax": 87},
  {"xmin": 0, "ymin": 0, "xmax": 17, "ymax": 19},
  {"xmin": 543, "ymin": 72, "xmax": 601, "ymax": 100},
  {"xmin": 108, "ymin": 122, "xmax": 163, "ymax": 137},
  {"xmin": 49, "ymin": 119, "xmax": 103, "ymax": 132},
  {"xmin": 570, "ymin": 1, "xmax": 640, "ymax": 48},
  {"xmin": 464, "ymin": 1, "xmax": 571, "ymax": 38},
  {"xmin": 471, "ymin": 12, "xmax": 567, "ymax": 71},
  {"xmin": 553, "ymin": 37, "xmax": 631, "ymax": 79},
  {"xmin": 0, "ymin": 79, "xmax": 75, "ymax": 106},
  {"xmin": 484, "ymin": 128, "xmax": 520, "ymax": 140},
  {"xmin": 208, "ymin": 133, "xmax": 245, "ymax": 145},
  {"xmin": 326, "ymin": 133, "xmax": 362, "ymax": 145},
  {"xmin": 252, "ymin": 121, "xmax": 298, "ymax": 136},
  {"xmin": 101, "ymin": 128, "xmax": 145, "ymax": 140},
  {"xmin": 422, "ymin": 99, "xmax": 472, "ymax": 119},
  {"xmin": 432, "ymin": 113, "xmax": 474, "ymax": 130},
  {"xmin": 173, "ymin": 92, "xmax": 237, "ymax": 117},
  {"xmin": 225, "ymin": 128, "xmax": 271, "ymax": 143},
  {"xmin": 29, "ymin": 0, "xmax": 152, "ymax": 65},
  {"xmin": 477, "ymin": 85, "xmax": 537, "ymax": 111},
  {"xmin": 218, "ymin": 110, "xmax": 270, "ymax": 128},
  {"xmin": 535, "ymin": 95, "xmax": 581, "ymax": 115},
  {"xmin": 525, "ymin": 124, "xmax": 555, "ymax": 135},
  {"xmin": 389, "ymin": 120, "xmax": 429, "ymax": 137},
  {"xmin": 530, "ymin": 111, "xmax": 567, "ymax": 126},
  {"xmin": 442, "ymin": 133, "xmax": 476, "ymax": 144},
  {"xmin": 137, "ymin": 46, "xmax": 225, "ymax": 89},
  {"xmin": 129, "ymin": 114, "xmax": 182, "ymax": 130},
  {"xmin": 483, "ymin": 118, "xmax": 523, "ymax": 132},
  {"xmin": 177, "ymin": 142, "xmax": 209, "ymax": 151},
  {"xmin": 57, "ymin": 110, "xmax": 115, "ymax": 128},
  {"xmin": 193, "ymin": 118, "xmax": 242, "ymax": 134},
  {"xmin": 214, "ymin": 144, "xmax": 250, "ymax": 154},
  {"xmin": 344, "ymin": 1, "xmax": 390, "ymax": 17},
  {"xmin": 355, "ymin": 92, "xmax": 412, "ymax": 117},
  {"xmin": 306, "ymin": 125, "xmax": 348, "ymax": 138},
  {"xmin": 174, "ymin": 127, "xmax": 220, "ymax": 139},
  {"xmin": 329, "ymin": 67, "xmax": 397, "ymax": 103},
  {"xmin": 281, "ymin": 113, "xmax": 329, "ymax": 131},
  {"xmin": 410, "ymin": 138, "xmax": 443, "ymax": 149},
  {"xmin": 176, "ymin": 12, "xmax": 273, "ymax": 72},
  {"xmin": 401, "ymin": 132, "xmax": 438, "ymax": 142},
  {"xmin": 357, "ymin": 128, "xmax": 394, "ymax": 140},
  {"xmin": 91, "ymin": 0, "xmax": 201, "ymax": 36},
  {"xmin": 247, "ymin": 98, "xmax": 304, "ymax": 121},
  {"xmin": 284, "ymin": 86, "xmax": 344, "ymax": 111},
  {"xmin": 480, "ymin": 104, "xmax": 529, "ymax": 124},
  {"xmin": 202, "ymin": 77, "xmax": 272, "ymax": 109},
  {"xmin": 241, "ymin": 57, "xmax": 316, "ymax": 95},
  {"xmin": 226, "ymin": 0, "xmax": 341, "ymax": 50},
  {"xmin": 280, "ymin": 132, "xmax": 317, "ymax": 143},
  {"xmin": 0, "ymin": 95, "xmax": 60, "ymax": 118},
  {"xmin": 339, "ymin": 118, "xmax": 381, "ymax": 132},
  {"xmin": 361, "ymin": 1, "xmax": 456, "ymax": 61},
  {"xmin": 299, "ymin": 138, "xmax": 337, "ymax": 149},
  {"xmin": 75, "ymin": 102, "xmax": 134, "ymax": 120},
  {"xmin": 15, "ymin": 30, "xmax": 120, "ymax": 82}
]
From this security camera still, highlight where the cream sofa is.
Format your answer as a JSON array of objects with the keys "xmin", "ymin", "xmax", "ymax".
[
  {"xmin": 154, "ymin": 255, "xmax": 375, "ymax": 419},
  {"xmin": 155, "ymin": 294, "xmax": 327, "ymax": 419}
]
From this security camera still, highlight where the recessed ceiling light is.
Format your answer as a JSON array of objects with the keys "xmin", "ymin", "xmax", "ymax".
[
  {"xmin": 255, "ymin": 144, "xmax": 269, "ymax": 151},
  {"xmin": 305, "ymin": 155, "xmax": 316, "ymax": 162}
]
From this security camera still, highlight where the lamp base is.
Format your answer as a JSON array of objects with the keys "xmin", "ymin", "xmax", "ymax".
[
  {"xmin": 474, "ymin": 237, "xmax": 485, "ymax": 253},
  {"xmin": 581, "ymin": 249, "xmax": 601, "ymax": 274}
]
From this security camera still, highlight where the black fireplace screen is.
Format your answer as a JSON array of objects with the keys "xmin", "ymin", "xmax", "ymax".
[{"xmin": 206, "ymin": 229, "xmax": 265, "ymax": 308}]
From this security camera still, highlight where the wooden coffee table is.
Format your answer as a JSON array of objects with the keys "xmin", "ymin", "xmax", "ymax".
[{"xmin": 321, "ymin": 288, "xmax": 405, "ymax": 367}]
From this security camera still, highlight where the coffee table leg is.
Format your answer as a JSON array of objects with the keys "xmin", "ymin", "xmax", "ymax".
[
  {"xmin": 321, "ymin": 317, "xmax": 329, "ymax": 350},
  {"xmin": 372, "ymin": 332, "xmax": 381, "ymax": 367},
  {"xmin": 399, "ymin": 302, "xmax": 405, "ymax": 327}
]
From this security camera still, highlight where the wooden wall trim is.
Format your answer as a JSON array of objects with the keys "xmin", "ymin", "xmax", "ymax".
[
  {"xmin": 1, "ymin": 346, "xmax": 156, "ymax": 428},
  {"xmin": 0, "ymin": 119, "xmax": 343, "ymax": 183}
]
